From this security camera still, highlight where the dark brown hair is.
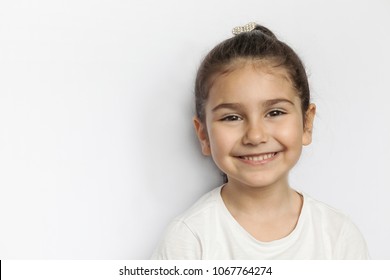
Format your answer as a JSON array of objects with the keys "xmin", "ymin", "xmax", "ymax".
[{"xmin": 195, "ymin": 23, "xmax": 310, "ymax": 123}]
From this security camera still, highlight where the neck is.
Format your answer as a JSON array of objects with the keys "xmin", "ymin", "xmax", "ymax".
[{"xmin": 221, "ymin": 179, "xmax": 299, "ymax": 216}]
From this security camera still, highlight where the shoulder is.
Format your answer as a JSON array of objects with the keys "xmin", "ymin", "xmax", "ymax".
[
  {"xmin": 303, "ymin": 193, "xmax": 349, "ymax": 224},
  {"xmin": 302, "ymin": 193, "xmax": 359, "ymax": 233},
  {"xmin": 302, "ymin": 193, "xmax": 370, "ymax": 259},
  {"xmin": 151, "ymin": 187, "xmax": 221, "ymax": 260},
  {"xmin": 175, "ymin": 186, "xmax": 221, "ymax": 224}
]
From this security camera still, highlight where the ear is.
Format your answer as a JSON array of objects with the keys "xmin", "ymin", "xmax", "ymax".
[
  {"xmin": 193, "ymin": 116, "xmax": 211, "ymax": 156},
  {"xmin": 302, "ymin": 103, "xmax": 316, "ymax": 146}
]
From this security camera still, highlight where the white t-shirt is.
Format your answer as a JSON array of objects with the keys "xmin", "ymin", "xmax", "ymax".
[{"xmin": 152, "ymin": 186, "xmax": 369, "ymax": 259}]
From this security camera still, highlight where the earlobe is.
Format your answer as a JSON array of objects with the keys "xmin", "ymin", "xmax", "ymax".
[
  {"xmin": 302, "ymin": 103, "xmax": 316, "ymax": 146},
  {"xmin": 193, "ymin": 117, "xmax": 211, "ymax": 156}
]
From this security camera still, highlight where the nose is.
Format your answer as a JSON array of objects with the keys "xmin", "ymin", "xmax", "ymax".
[{"xmin": 242, "ymin": 120, "xmax": 268, "ymax": 145}]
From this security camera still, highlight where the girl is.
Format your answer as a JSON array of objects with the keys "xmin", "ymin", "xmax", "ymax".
[{"xmin": 152, "ymin": 22, "xmax": 369, "ymax": 259}]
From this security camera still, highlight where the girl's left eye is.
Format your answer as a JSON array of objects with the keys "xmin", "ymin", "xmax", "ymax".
[{"xmin": 266, "ymin": 110, "xmax": 286, "ymax": 117}]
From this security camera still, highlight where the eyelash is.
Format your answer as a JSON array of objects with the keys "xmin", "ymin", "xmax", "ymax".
[
  {"xmin": 220, "ymin": 115, "xmax": 242, "ymax": 121},
  {"xmin": 266, "ymin": 109, "xmax": 286, "ymax": 117},
  {"xmin": 220, "ymin": 110, "xmax": 286, "ymax": 121}
]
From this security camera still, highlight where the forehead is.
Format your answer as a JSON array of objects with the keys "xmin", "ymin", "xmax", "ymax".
[
  {"xmin": 214, "ymin": 58, "xmax": 294, "ymax": 84},
  {"xmin": 207, "ymin": 62, "xmax": 299, "ymax": 106}
]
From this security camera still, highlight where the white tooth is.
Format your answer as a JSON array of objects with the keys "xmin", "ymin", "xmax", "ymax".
[
  {"xmin": 243, "ymin": 154, "xmax": 277, "ymax": 161},
  {"xmin": 260, "ymin": 155, "xmax": 265, "ymax": 161}
]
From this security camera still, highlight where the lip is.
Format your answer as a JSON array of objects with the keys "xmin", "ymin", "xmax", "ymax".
[{"xmin": 235, "ymin": 152, "xmax": 279, "ymax": 165}]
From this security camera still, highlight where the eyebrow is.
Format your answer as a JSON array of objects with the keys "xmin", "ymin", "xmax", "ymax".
[
  {"xmin": 263, "ymin": 98, "xmax": 295, "ymax": 107},
  {"xmin": 211, "ymin": 103, "xmax": 243, "ymax": 112},
  {"xmin": 211, "ymin": 98, "xmax": 295, "ymax": 112}
]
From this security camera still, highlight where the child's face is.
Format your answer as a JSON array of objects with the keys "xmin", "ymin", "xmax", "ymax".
[{"xmin": 194, "ymin": 63, "xmax": 315, "ymax": 189}]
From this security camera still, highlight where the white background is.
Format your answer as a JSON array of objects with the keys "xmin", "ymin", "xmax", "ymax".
[{"xmin": 0, "ymin": 0, "xmax": 389, "ymax": 259}]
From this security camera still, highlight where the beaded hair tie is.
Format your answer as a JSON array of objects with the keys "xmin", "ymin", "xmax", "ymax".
[{"xmin": 232, "ymin": 22, "xmax": 257, "ymax": 35}]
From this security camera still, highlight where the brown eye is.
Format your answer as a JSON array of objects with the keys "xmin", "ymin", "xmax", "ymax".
[
  {"xmin": 266, "ymin": 110, "xmax": 286, "ymax": 117},
  {"xmin": 221, "ymin": 115, "xmax": 242, "ymax": 121}
]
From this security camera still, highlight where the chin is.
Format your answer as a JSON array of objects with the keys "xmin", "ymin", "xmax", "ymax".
[
  {"xmin": 227, "ymin": 173, "xmax": 288, "ymax": 189},
  {"xmin": 229, "ymin": 178, "xmax": 278, "ymax": 189}
]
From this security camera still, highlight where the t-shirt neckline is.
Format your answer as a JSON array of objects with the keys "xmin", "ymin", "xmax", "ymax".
[{"xmin": 215, "ymin": 184, "xmax": 307, "ymax": 247}]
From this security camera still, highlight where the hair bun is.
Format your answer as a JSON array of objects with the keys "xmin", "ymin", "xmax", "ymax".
[{"xmin": 253, "ymin": 24, "xmax": 278, "ymax": 39}]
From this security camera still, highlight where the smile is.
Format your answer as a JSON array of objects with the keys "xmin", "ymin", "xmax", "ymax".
[{"xmin": 237, "ymin": 152, "xmax": 278, "ymax": 164}]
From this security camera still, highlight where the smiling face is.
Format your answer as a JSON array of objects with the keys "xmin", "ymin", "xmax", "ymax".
[{"xmin": 194, "ymin": 62, "xmax": 315, "ymax": 190}]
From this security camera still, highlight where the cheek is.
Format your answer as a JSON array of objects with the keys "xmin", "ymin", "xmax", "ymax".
[
  {"xmin": 273, "ymin": 119, "xmax": 304, "ymax": 145},
  {"xmin": 208, "ymin": 126, "xmax": 237, "ymax": 154}
]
